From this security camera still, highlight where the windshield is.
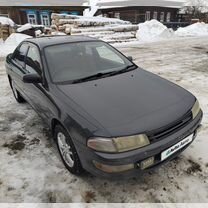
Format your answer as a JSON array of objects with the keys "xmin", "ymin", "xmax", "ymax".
[{"xmin": 44, "ymin": 41, "xmax": 134, "ymax": 83}]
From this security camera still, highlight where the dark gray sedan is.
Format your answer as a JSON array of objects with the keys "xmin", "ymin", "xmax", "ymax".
[{"xmin": 5, "ymin": 36, "xmax": 202, "ymax": 178}]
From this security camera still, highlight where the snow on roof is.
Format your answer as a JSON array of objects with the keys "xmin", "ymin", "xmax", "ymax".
[
  {"xmin": 0, "ymin": 0, "xmax": 88, "ymax": 7},
  {"xmin": 0, "ymin": 16, "xmax": 15, "ymax": 26},
  {"xmin": 96, "ymin": 0, "xmax": 186, "ymax": 8}
]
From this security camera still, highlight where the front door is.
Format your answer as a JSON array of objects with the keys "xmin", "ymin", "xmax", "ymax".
[
  {"xmin": 9, "ymin": 43, "xmax": 29, "ymax": 97},
  {"xmin": 24, "ymin": 43, "xmax": 56, "ymax": 124}
]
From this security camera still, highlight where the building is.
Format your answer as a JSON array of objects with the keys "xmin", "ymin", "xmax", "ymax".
[
  {"xmin": 0, "ymin": 0, "xmax": 88, "ymax": 26},
  {"xmin": 95, "ymin": 0, "xmax": 187, "ymax": 27}
]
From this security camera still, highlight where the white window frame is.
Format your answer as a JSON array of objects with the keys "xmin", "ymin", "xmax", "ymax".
[
  {"xmin": 153, "ymin": 11, "xmax": 158, "ymax": 20},
  {"xmin": 166, "ymin": 12, "xmax": 171, "ymax": 22},
  {"xmin": 160, "ymin": 12, "xmax": 165, "ymax": 22},
  {"xmin": 40, "ymin": 13, "xmax": 50, "ymax": 26},
  {"xmin": 145, "ymin": 11, "xmax": 151, "ymax": 21},
  {"xmin": 0, "ymin": 13, "xmax": 9, "ymax": 17},
  {"xmin": 114, "ymin": 12, "xmax": 120, "ymax": 19},
  {"xmin": 27, "ymin": 13, "xmax": 37, "ymax": 25}
]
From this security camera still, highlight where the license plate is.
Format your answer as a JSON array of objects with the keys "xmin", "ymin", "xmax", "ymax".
[{"xmin": 161, "ymin": 134, "xmax": 193, "ymax": 161}]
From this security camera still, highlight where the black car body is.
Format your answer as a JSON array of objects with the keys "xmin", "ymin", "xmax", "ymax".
[{"xmin": 5, "ymin": 36, "xmax": 203, "ymax": 178}]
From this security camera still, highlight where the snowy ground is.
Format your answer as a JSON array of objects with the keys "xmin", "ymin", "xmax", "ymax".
[{"xmin": 0, "ymin": 37, "xmax": 208, "ymax": 203}]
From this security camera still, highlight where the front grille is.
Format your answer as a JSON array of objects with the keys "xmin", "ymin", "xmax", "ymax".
[{"xmin": 148, "ymin": 111, "xmax": 193, "ymax": 142}]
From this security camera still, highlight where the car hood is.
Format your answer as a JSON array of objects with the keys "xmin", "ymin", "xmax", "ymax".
[{"xmin": 57, "ymin": 69, "xmax": 195, "ymax": 137}]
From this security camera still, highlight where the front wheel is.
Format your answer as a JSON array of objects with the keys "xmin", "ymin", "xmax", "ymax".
[
  {"xmin": 54, "ymin": 125, "xmax": 84, "ymax": 175},
  {"xmin": 10, "ymin": 79, "xmax": 25, "ymax": 103}
]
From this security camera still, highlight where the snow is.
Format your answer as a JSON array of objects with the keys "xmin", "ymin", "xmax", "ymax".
[
  {"xmin": 17, "ymin": 23, "xmax": 44, "ymax": 32},
  {"xmin": 0, "ymin": 37, "xmax": 207, "ymax": 202},
  {"xmin": 175, "ymin": 22, "xmax": 208, "ymax": 37},
  {"xmin": 136, "ymin": 20, "xmax": 208, "ymax": 42},
  {"xmin": 51, "ymin": 31, "xmax": 67, "ymax": 36},
  {"xmin": 136, "ymin": 20, "xmax": 174, "ymax": 42},
  {"xmin": 84, "ymin": 0, "xmax": 99, "ymax": 17},
  {"xmin": 0, "ymin": 16, "xmax": 15, "ymax": 26},
  {"xmin": 53, "ymin": 13, "xmax": 130, "ymax": 25},
  {"xmin": 17, "ymin": 23, "xmax": 33, "ymax": 32},
  {"xmin": 0, "ymin": 33, "xmax": 31, "ymax": 57}
]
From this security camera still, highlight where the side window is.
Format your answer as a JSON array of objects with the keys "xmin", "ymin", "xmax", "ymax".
[
  {"xmin": 96, "ymin": 45, "xmax": 124, "ymax": 65},
  {"xmin": 13, "ymin": 43, "xmax": 28, "ymax": 68},
  {"xmin": 25, "ymin": 45, "xmax": 42, "ymax": 75}
]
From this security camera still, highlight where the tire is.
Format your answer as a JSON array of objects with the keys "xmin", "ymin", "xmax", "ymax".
[
  {"xmin": 54, "ymin": 125, "xmax": 84, "ymax": 175},
  {"xmin": 10, "ymin": 79, "xmax": 25, "ymax": 103}
]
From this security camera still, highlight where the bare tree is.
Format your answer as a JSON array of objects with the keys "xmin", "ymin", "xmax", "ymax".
[{"xmin": 183, "ymin": 0, "xmax": 208, "ymax": 20}]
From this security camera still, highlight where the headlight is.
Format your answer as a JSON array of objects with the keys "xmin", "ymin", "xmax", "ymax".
[
  {"xmin": 192, "ymin": 100, "xmax": 200, "ymax": 119},
  {"xmin": 87, "ymin": 134, "xmax": 150, "ymax": 153}
]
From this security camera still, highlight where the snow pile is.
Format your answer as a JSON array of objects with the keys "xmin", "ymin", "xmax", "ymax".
[
  {"xmin": 136, "ymin": 20, "xmax": 174, "ymax": 42},
  {"xmin": 0, "ymin": 33, "xmax": 31, "ymax": 57},
  {"xmin": 0, "ymin": 16, "xmax": 15, "ymax": 26},
  {"xmin": 175, "ymin": 22, "xmax": 208, "ymax": 37}
]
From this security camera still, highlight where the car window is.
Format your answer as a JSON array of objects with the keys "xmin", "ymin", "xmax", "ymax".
[
  {"xmin": 96, "ymin": 45, "xmax": 125, "ymax": 65},
  {"xmin": 45, "ymin": 41, "xmax": 132, "ymax": 83},
  {"xmin": 25, "ymin": 45, "xmax": 42, "ymax": 75},
  {"xmin": 13, "ymin": 43, "xmax": 28, "ymax": 68}
]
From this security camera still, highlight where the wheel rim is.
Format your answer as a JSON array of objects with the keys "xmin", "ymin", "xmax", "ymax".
[
  {"xmin": 57, "ymin": 132, "xmax": 74, "ymax": 167},
  {"xmin": 11, "ymin": 80, "xmax": 18, "ymax": 99}
]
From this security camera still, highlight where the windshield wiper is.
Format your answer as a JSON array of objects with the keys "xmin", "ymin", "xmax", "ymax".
[
  {"xmin": 72, "ymin": 71, "xmax": 114, "ymax": 83},
  {"xmin": 109, "ymin": 64, "xmax": 137, "ymax": 76},
  {"xmin": 72, "ymin": 65, "xmax": 137, "ymax": 84}
]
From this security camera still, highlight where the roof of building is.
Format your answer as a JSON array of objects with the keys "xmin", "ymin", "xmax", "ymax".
[
  {"xmin": 0, "ymin": 0, "xmax": 88, "ymax": 7},
  {"xmin": 25, "ymin": 35, "xmax": 97, "ymax": 49},
  {"xmin": 96, "ymin": 0, "xmax": 186, "ymax": 8}
]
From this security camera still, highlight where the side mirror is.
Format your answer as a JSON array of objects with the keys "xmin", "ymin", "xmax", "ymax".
[
  {"xmin": 23, "ymin": 74, "xmax": 42, "ymax": 83},
  {"xmin": 127, "ymin": 56, "xmax": 133, "ymax": 61}
]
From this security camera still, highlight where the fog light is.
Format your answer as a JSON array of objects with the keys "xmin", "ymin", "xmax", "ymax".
[
  {"xmin": 140, "ymin": 157, "xmax": 155, "ymax": 170},
  {"xmin": 93, "ymin": 161, "xmax": 134, "ymax": 173},
  {"xmin": 196, "ymin": 124, "xmax": 202, "ymax": 133},
  {"xmin": 194, "ymin": 124, "xmax": 202, "ymax": 139}
]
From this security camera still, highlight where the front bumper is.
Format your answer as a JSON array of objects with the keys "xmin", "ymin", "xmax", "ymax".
[{"xmin": 75, "ymin": 110, "xmax": 203, "ymax": 179}]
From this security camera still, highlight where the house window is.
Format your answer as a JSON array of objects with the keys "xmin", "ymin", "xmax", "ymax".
[
  {"xmin": 0, "ymin": 13, "xmax": 9, "ymax": 17},
  {"xmin": 160, "ymin": 12, "xmax": 165, "ymax": 22},
  {"xmin": 145, "ymin": 11, "xmax": 151, "ymax": 21},
  {"xmin": 166, "ymin": 12, "xmax": 171, "ymax": 22},
  {"xmin": 40, "ymin": 12, "xmax": 50, "ymax": 26},
  {"xmin": 114, "ymin": 12, "xmax": 120, "ymax": 19},
  {"xmin": 153, "ymin": 11, "xmax": 158, "ymax": 20},
  {"xmin": 26, "ymin": 11, "xmax": 37, "ymax": 25},
  {"xmin": 69, "ymin": 11, "xmax": 79, "ymax": 15}
]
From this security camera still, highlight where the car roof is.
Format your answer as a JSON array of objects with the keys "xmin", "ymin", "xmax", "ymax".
[{"xmin": 25, "ymin": 35, "xmax": 99, "ymax": 49}]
